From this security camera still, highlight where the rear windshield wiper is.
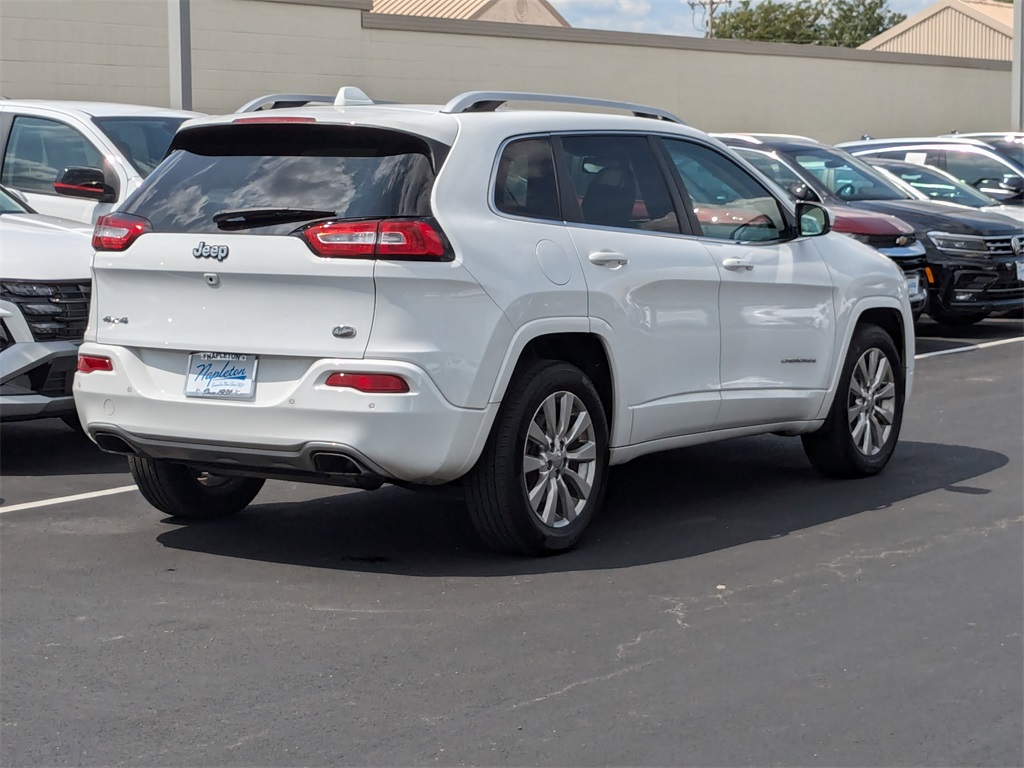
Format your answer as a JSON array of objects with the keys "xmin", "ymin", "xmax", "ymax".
[{"xmin": 212, "ymin": 208, "xmax": 336, "ymax": 231}]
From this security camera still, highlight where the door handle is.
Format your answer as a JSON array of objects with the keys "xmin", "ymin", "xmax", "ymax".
[
  {"xmin": 588, "ymin": 251, "xmax": 628, "ymax": 268},
  {"xmin": 722, "ymin": 258, "xmax": 754, "ymax": 272}
]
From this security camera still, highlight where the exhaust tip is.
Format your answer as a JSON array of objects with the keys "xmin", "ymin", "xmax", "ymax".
[
  {"xmin": 93, "ymin": 432, "xmax": 136, "ymax": 455},
  {"xmin": 312, "ymin": 452, "xmax": 363, "ymax": 475}
]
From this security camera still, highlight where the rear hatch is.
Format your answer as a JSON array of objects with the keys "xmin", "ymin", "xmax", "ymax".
[{"xmin": 92, "ymin": 121, "xmax": 443, "ymax": 360}]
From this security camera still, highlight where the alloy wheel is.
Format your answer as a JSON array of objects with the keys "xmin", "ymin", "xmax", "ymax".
[
  {"xmin": 848, "ymin": 347, "xmax": 896, "ymax": 456},
  {"xmin": 522, "ymin": 391, "xmax": 598, "ymax": 528}
]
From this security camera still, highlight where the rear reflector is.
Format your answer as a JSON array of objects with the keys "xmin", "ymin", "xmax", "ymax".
[
  {"xmin": 325, "ymin": 372, "xmax": 409, "ymax": 393},
  {"xmin": 77, "ymin": 355, "xmax": 113, "ymax": 373},
  {"xmin": 300, "ymin": 218, "xmax": 451, "ymax": 261},
  {"xmin": 93, "ymin": 213, "xmax": 152, "ymax": 251}
]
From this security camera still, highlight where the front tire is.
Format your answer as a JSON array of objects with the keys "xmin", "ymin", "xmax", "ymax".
[
  {"xmin": 466, "ymin": 360, "xmax": 609, "ymax": 556},
  {"xmin": 802, "ymin": 324, "xmax": 905, "ymax": 478},
  {"xmin": 928, "ymin": 306, "xmax": 990, "ymax": 327},
  {"xmin": 128, "ymin": 456, "xmax": 264, "ymax": 520}
]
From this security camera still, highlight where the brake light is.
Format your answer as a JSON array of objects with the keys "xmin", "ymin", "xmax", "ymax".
[
  {"xmin": 93, "ymin": 213, "xmax": 151, "ymax": 251},
  {"xmin": 232, "ymin": 116, "xmax": 318, "ymax": 124},
  {"xmin": 300, "ymin": 219, "xmax": 451, "ymax": 260},
  {"xmin": 325, "ymin": 372, "xmax": 409, "ymax": 393},
  {"xmin": 77, "ymin": 355, "xmax": 113, "ymax": 373}
]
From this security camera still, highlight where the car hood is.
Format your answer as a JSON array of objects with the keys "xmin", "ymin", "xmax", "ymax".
[
  {"xmin": 0, "ymin": 213, "xmax": 94, "ymax": 281},
  {"xmin": 849, "ymin": 199, "xmax": 1022, "ymax": 236}
]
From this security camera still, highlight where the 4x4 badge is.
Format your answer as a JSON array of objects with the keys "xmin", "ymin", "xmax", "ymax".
[{"xmin": 193, "ymin": 241, "xmax": 229, "ymax": 261}]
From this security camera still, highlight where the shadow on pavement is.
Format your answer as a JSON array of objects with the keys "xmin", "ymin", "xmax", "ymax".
[
  {"xmin": 0, "ymin": 418, "xmax": 126, "ymax": 477},
  {"xmin": 156, "ymin": 435, "xmax": 1008, "ymax": 576}
]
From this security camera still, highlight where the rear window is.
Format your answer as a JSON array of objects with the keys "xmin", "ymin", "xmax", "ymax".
[{"xmin": 121, "ymin": 124, "xmax": 440, "ymax": 234}]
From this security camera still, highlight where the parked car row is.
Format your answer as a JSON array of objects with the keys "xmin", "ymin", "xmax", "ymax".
[{"xmin": 1, "ymin": 90, "xmax": 1020, "ymax": 556}]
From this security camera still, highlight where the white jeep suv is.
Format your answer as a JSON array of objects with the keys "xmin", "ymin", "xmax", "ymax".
[{"xmin": 74, "ymin": 89, "xmax": 914, "ymax": 555}]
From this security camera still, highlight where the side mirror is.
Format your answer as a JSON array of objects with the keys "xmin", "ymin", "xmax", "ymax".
[
  {"xmin": 999, "ymin": 174, "xmax": 1024, "ymax": 193},
  {"xmin": 796, "ymin": 201, "xmax": 831, "ymax": 237},
  {"xmin": 787, "ymin": 182, "xmax": 815, "ymax": 201},
  {"xmin": 54, "ymin": 167, "xmax": 117, "ymax": 203}
]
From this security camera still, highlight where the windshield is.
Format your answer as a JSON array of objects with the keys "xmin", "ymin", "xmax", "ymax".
[
  {"xmin": 877, "ymin": 163, "xmax": 995, "ymax": 208},
  {"xmin": 785, "ymin": 147, "xmax": 906, "ymax": 201},
  {"xmin": 732, "ymin": 148, "xmax": 805, "ymax": 197},
  {"xmin": 988, "ymin": 141, "xmax": 1024, "ymax": 168},
  {"xmin": 92, "ymin": 117, "xmax": 188, "ymax": 177},
  {"xmin": 0, "ymin": 186, "xmax": 30, "ymax": 213},
  {"xmin": 122, "ymin": 124, "xmax": 437, "ymax": 234}
]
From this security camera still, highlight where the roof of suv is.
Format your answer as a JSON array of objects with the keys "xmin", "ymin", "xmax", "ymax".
[
  {"xmin": 836, "ymin": 136, "xmax": 999, "ymax": 150},
  {"xmin": 183, "ymin": 90, "xmax": 704, "ymax": 147},
  {"xmin": 0, "ymin": 99, "xmax": 200, "ymax": 119},
  {"xmin": 712, "ymin": 133, "xmax": 826, "ymax": 152}
]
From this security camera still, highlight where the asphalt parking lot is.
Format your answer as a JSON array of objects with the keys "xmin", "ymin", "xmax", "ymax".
[{"xmin": 1, "ymin": 318, "xmax": 1021, "ymax": 767}]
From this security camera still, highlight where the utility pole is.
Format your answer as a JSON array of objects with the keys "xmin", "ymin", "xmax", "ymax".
[
  {"xmin": 1013, "ymin": 0, "xmax": 1022, "ymax": 129},
  {"xmin": 688, "ymin": 0, "xmax": 732, "ymax": 38},
  {"xmin": 168, "ymin": 0, "xmax": 192, "ymax": 110}
]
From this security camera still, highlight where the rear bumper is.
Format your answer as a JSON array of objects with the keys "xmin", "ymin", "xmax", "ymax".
[{"xmin": 73, "ymin": 343, "xmax": 498, "ymax": 484}]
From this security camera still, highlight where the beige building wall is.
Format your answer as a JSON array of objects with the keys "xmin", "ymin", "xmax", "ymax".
[
  {"xmin": 0, "ymin": 0, "xmax": 1014, "ymax": 140},
  {"xmin": 864, "ymin": 7, "xmax": 1011, "ymax": 60},
  {"xmin": 0, "ymin": 0, "xmax": 170, "ymax": 104}
]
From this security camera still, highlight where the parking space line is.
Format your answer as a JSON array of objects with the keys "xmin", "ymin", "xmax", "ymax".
[
  {"xmin": 915, "ymin": 336, "xmax": 1023, "ymax": 360},
  {"xmin": 0, "ymin": 485, "xmax": 137, "ymax": 514}
]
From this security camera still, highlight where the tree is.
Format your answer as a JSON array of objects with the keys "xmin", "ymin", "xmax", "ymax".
[{"xmin": 711, "ymin": 0, "xmax": 906, "ymax": 48}]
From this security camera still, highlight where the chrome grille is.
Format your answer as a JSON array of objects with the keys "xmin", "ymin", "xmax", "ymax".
[
  {"xmin": 985, "ymin": 237, "xmax": 1015, "ymax": 257},
  {"xmin": 0, "ymin": 281, "xmax": 91, "ymax": 342}
]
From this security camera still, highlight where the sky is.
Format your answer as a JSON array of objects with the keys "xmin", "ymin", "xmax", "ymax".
[{"xmin": 550, "ymin": 0, "xmax": 937, "ymax": 38}]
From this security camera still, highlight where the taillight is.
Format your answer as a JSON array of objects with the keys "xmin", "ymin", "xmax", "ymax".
[
  {"xmin": 300, "ymin": 219, "xmax": 451, "ymax": 261},
  {"xmin": 303, "ymin": 220, "xmax": 378, "ymax": 257},
  {"xmin": 377, "ymin": 220, "xmax": 446, "ymax": 258},
  {"xmin": 93, "ymin": 213, "xmax": 151, "ymax": 251},
  {"xmin": 77, "ymin": 355, "xmax": 113, "ymax": 373},
  {"xmin": 324, "ymin": 372, "xmax": 409, "ymax": 393}
]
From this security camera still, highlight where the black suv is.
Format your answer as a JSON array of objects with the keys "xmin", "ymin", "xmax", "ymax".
[{"xmin": 719, "ymin": 135, "xmax": 1024, "ymax": 326}]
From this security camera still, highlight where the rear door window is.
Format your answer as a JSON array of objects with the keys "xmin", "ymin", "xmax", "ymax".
[
  {"xmin": 1, "ymin": 115, "xmax": 104, "ymax": 195},
  {"xmin": 558, "ymin": 135, "xmax": 681, "ymax": 234},
  {"xmin": 494, "ymin": 137, "xmax": 561, "ymax": 221},
  {"xmin": 122, "ymin": 124, "xmax": 440, "ymax": 234}
]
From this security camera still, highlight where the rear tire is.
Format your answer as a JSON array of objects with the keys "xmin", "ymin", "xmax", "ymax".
[
  {"xmin": 128, "ymin": 456, "xmax": 264, "ymax": 520},
  {"xmin": 466, "ymin": 360, "xmax": 609, "ymax": 556},
  {"xmin": 61, "ymin": 412, "xmax": 84, "ymax": 433},
  {"xmin": 802, "ymin": 324, "xmax": 905, "ymax": 479}
]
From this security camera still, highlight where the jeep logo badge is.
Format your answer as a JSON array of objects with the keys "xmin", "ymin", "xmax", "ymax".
[
  {"xmin": 193, "ymin": 241, "xmax": 229, "ymax": 261},
  {"xmin": 1013, "ymin": 235, "xmax": 1023, "ymax": 256}
]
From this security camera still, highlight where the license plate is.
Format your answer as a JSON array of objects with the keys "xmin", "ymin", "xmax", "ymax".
[
  {"xmin": 1016, "ymin": 260, "xmax": 1024, "ymax": 282},
  {"xmin": 906, "ymin": 274, "xmax": 921, "ymax": 298},
  {"xmin": 185, "ymin": 352, "xmax": 257, "ymax": 399}
]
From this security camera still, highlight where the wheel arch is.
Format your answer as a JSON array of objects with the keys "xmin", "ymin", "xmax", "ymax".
[
  {"xmin": 487, "ymin": 319, "xmax": 621, "ymax": 442},
  {"xmin": 816, "ymin": 297, "xmax": 913, "ymax": 420}
]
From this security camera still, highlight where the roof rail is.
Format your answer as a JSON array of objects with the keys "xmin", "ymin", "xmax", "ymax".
[
  {"xmin": 235, "ymin": 93, "xmax": 335, "ymax": 113},
  {"xmin": 440, "ymin": 91, "xmax": 685, "ymax": 124}
]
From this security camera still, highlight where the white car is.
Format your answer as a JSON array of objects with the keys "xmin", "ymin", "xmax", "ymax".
[
  {"xmin": 0, "ymin": 185, "xmax": 94, "ymax": 427},
  {"xmin": 0, "ymin": 99, "xmax": 200, "ymax": 223},
  {"xmin": 74, "ymin": 89, "xmax": 914, "ymax": 555}
]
